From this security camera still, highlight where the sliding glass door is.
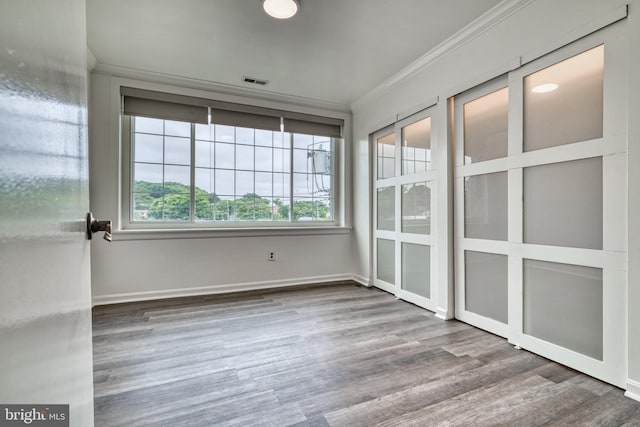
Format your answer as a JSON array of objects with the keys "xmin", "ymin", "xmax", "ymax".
[
  {"xmin": 373, "ymin": 108, "xmax": 437, "ymax": 310},
  {"xmin": 454, "ymin": 25, "xmax": 627, "ymax": 386}
]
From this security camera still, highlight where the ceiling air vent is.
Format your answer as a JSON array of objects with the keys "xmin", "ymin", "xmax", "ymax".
[{"xmin": 243, "ymin": 76, "xmax": 269, "ymax": 86}]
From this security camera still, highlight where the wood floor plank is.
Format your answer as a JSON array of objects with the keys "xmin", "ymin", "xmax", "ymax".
[{"xmin": 93, "ymin": 282, "xmax": 639, "ymax": 426}]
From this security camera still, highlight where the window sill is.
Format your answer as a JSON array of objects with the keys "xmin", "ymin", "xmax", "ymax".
[{"xmin": 112, "ymin": 226, "xmax": 352, "ymax": 241}]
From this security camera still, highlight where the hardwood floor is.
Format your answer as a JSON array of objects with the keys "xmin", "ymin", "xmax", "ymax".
[{"xmin": 92, "ymin": 282, "xmax": 640, "ymax": 426}]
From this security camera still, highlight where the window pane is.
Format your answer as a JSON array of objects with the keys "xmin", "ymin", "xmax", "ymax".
[
  {"xmin": 293, "ymin": 198, "xmax": 330, "ymax": 221},
  {"xmin": 310, "ymin": 171, "xmax": 332, "ymax": 196},
  {"xmin": 273, "ymin": 173, "xmax": 290, "ymax": 198},
  {"xmin": 377, "ymin": 132, "xmax": 395, "ymax": 179},
  {"xmin": 465, "ymin": 251, "xmax": 508, "ymax": 323},
  {"xmin": 164, "ymin": 165, "xmax": 190, "ymax": 188},
  {"xmin": 164, "ymin": 120, "xmax": 190, "ymax": 137},
  {"xmin": 293, "ymin": 149, "xmax": 308, "ymax": 173},
  {"xmin": 214, "ymin": 197, "xmax": 233, "ymax": 221},
  {"xmin": 274, "ymin": 132, "xmax": 290, "ymax": 149},
  {"xmin": 308, "ymin": 142, "xmax": 331, "ymax": 175},
  {"xmin": 195, "ymin": 168, "xmax": 213, "ymax": 193},
  {"xmin": 215, "ymin": 169, "xmax": 234, "ymax": 195},
  {"xmin": 464, "ymin": 87, "xmax": 508, "ymax": 164},
  {"xmin": 134, "ymin": 133, "xmax": 163, "ymax": 164},
  {"xmin": 132, "ymin": 193, "xmax": 154, "ymax": 220},
  {"xmin": 402, "ymin": 182, "xmax": 430, "ymax": 235},
  {"xmin": 464, "ymin": 172, "xmax": 507, "ymax": 240},
  {"xmin": 194, "ymin": 191, "xmax": 214, "ymax": 221},
  {"xmin": 195, "ymin": 140, "xmax": 211, "ymax": 168},
  {"xmin": 402, "ymin": 243, "xmax": 430, "ymax": 298},
  {"xmin": 524, "ymin": 259, "xmax": 603, "ymax": 360},
  {"xmin": 215, "ymin": 124, "xmax": 234, "ymax": 143},
  {"xmin": 293, "ymin": 133, "xmax": 313, "ymax": 149},
  {"xmin": 255, "ymin": 147, "xmax": 273, "ymax": 172},
  {"xmin": 293, "ymin": 173, "xmax": 313, "ymax": 198},
  {"xmin": 377, "ymin": 186, "xmax": 395, "ymax": 231},
  {"xmin": 236, "ymin": 170, "xmax": 254, "ymax": 196},
  {"xmin": 270, "ymin": 198, "xmax": 288, "ymax": 221},
  {"xmin": 158, "ymin": 193, "xmax": 190, "ymax": 220},
  {"xmin": 524, "ymin": 45, "xmax": 604, "ymax": 151},
  {"xmin": 133, "ymin": 163, "xmax": 163, "ymax": 192},
  {"xmin": 315, "ymin": 198, "xmax": 332, "ymax": 221},
  {"xmin": 273, "ymin": 148, "xmax": 290, "ymax": 173},
  {"xmin": 402, "ymin": 117, "xmax": 431, "ymax": 174},
  {"xmin": 195, "ymin": 123, "xmax": 213, "ymax": 141},
  {"xmin": 164, "ymin": 136, "xmax": 190, "ymax": 165},
  {"xmin": 255, "ymin": 172, "xmax": 273, "ymax": 198},
  {"xmin": 524, "ymin": 157, "xmax": 602, "ymax": 249},
  {"xmin": 236, "ymin": 144, "xmax": 254, "ymax": 170},
  {"xmin": 215, "ymin": 143, "xmax": 234, "ymax": 169},
  {"xmin": 255, "ymin": 129, "xmax": 273, "ymax": 147},
  {"xmin": 377, "ymin": 239, "xmax": 395, "ymax": 284},
  {"xmin": 236, "ymin": 127, "xmax": 254, "ymax": 145},
  {"xmin": 134, "ymin": 116, "xmax": 163, "ymax": 134},
  {"xmin": 234, "ymin": 193, "xmax": 270, "ymax": 221}
]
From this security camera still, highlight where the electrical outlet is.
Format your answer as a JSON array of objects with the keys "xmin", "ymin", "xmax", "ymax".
[{"xmin": 268, "ymin": 251, "xmax": 276, "ymax": 261}]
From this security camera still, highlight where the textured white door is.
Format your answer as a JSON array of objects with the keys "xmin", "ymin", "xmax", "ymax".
[{"xmin": 0, "ymin": 1, "xmax": 95, "ymax": 425}]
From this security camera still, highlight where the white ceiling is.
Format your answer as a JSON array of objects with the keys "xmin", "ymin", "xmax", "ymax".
[{"xmin": 87, "ymin": 0, "xmax": 502, "ymax": 107}]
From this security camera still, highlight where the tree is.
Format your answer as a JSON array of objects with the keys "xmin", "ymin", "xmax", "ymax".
[
  {"xmin": 273, "ymin": 198, "xmax": 289, "ymax": 220},
  {"xmin": 292, "ymin": 200, "xmax": 329, "ymax": 220},
  {"xmin": 233, "ymin": 193, "xmax": 272, "ymax": 220},
  {"xmin": 149, "ymin": 193, "xmax": 191, "ymax": 220},
  {"xmin": 278, "ymin": 200, "xmax": 330, "ymax": 220},
  {"xmin": 134, "ymin": 181, "xmax": 188, "ymax": 211},
  {"xmin": 135, "ymin": 181, "xmax": 280, "ymax": 222},
  {"xmin": 212, "ymin": 199, "xmax": 232, "ymax": 221},
  {"xmin": 194, "ymin": 193, "xmax": 214, "ymax": 220}
]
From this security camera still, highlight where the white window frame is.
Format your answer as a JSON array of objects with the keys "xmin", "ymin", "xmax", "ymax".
[{"xmin": 112, "ymin": 78, "xmax": 350, "ymax": 238}]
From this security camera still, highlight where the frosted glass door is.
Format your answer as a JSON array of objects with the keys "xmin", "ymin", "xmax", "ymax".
[
  {"xmin": 373, "ymin": 107, "xmax": 437, "ymax": 310},
  {"xmin": 455, "ymin": 26, "xmax": 626, "ymax": 387},
  {"xmin": 455, "ymin": 78, "xmax": 510, "ymax": 338},
  {"xmin": 510, "ymin": 37, "xmax": 626, "ymax": 387}
]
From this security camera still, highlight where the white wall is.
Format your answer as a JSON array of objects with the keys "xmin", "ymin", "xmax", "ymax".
[
  {"xmin": 89, "ymin": 72, "xmax": 356, "ymax": 304},
  {"xmin": 351, "ymin": 0, "xmax": 639, "ymax": 395}
]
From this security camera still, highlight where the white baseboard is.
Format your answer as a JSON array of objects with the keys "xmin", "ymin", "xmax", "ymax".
[
  {"xmin": 435, "ymin": 306, "xmax": 454, "ymax": 320},
  {"xmin": 625, "ymin": 379, "xmax": 640, "ymax": 402},
  {"xmin": 92, "ymin": 274, "xmax": 358, "ymax": 306},
  {"xmin": 351, "ymin": 274, "xmax": 370, "ymax": 287}
]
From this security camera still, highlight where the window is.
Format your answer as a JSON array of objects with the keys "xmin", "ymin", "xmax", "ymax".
[{"xmin": 122, "ymin": 87, "xmax": 344, "ymax": 228}]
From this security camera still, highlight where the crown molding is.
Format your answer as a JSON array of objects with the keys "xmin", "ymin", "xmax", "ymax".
[
  {"xmin": 86, "ymin": 47, "xmax": 97, "ymax": 71},
  {"xmin": 350, "ymin": 0, "xmax": 537, "ymax": 112},
  {"xmin": 91, "ymin": 62, "xmax": 351, "ymax": 113}
]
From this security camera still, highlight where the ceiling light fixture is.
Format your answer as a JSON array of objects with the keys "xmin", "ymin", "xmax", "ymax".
[
  {"xmin": 262, "ymin": 0, "xmax": 299, "ymax": 19},
  {"xmin": 531, "ymin": 83, "xmax": 559, "ymax": 93}
]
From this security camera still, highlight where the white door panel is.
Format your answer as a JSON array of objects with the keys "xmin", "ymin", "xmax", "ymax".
[{"xmin": 0, "ymin": 1, "xmax": 95, "ymax": 425}]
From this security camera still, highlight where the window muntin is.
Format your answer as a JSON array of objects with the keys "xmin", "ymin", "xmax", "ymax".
[{"xmin": 129, "ymin": 116, "xmax": 337, "ymax": 225}]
